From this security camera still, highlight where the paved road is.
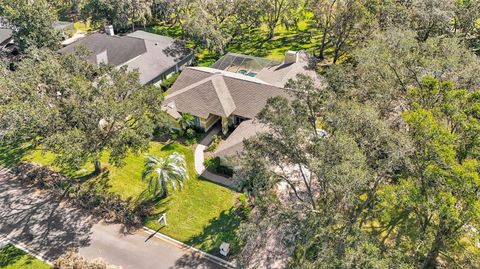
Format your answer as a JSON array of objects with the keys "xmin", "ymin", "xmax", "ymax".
[{"xmin": 0, "ymin": 168, "xmax": 225, "ymax": 269}]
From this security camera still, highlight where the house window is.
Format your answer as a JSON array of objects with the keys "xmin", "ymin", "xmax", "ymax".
[{"xmin": 194, "ymin": 116, "xmax": 201, "ymax": 128}]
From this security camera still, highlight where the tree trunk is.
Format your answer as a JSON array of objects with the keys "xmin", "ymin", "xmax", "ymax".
[
  {"xmin": 94, "ymin": 160, "xmax": 102, "ymax": 175},
  {"xmin": 333, "ymin": 47, "xmax": 340, "ymax": 64},
  {"xmin": 161, "ymin": 180, "xmax": 169, "ymax": 198},
  {"xmin": 267, "ymin": 26, "xmax": 275, "ymax": 39},
  {"xmin": 422, "ymin": 220, "xmax": 447, "ymax": 269},
  {"xmin": 318, "ymin": 31, "xmax": 328, "ymax": 61}
]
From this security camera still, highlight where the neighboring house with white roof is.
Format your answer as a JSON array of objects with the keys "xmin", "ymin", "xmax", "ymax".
[
  {"xmin": 163, "ymin": 51, "xmax": 316, "ymax": 165},
  {"xmin": 59, "ymin": 30, "xmax": 193, "ymax": 85}
]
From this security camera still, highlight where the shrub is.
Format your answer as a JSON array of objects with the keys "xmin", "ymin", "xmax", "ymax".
[
  {"xmin": 184, "ymin": 137, "xmax": 197, "ymax": 146},
  {"xmin": 160, "ymin": 72, "xmax": 180, "ymax": 91},
  {"xmin": 54, "ymin": 251, "xmax": 122, "ymax": 269},
  {"xmin": 237, "ymin": 195, "xmax": 251, "ymax": 218},
  {"xmin": 204, "ymin": 157, "xmax": 234, "ymax": 177},
  {"xmin": 12, "ymin": 163, "xmax": 154, "ymax": 229},
  {"xmin": 185, "ymin": 128, "xmax": 196, "ymax": 139},
  {"xmin": 183, "ymin": 128, "xmax": 200, "ymax": 145},
  {"xmin": 204, "ymin": 157, "xmax": 220, "ymax": 170},
  {"xmin": 217, "ymin": 165, "xmax": 234, "ymax": 177},
  {"xmin": 207, "ymin": 135, "xmax": 221, "ymax": 152}
]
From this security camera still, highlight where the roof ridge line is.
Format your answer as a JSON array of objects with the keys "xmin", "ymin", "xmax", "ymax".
[
  {"xmin": 211, "ymin": 75, "xmax": 236, "ymax": 117},
  {"xmin": 186, "ymin": 67, "xmax": 282, "ymax": 88},
  {"xmin": 164, "ymin": 74, "xmax": 217, "ymax": 100}
]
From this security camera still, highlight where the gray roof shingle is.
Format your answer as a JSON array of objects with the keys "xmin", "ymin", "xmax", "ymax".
[
  {"xmin": 0, "ymin": 28, "xmax": 12, "ymax": 46},
  {"xmin": 214, "ymin": 119, "xmax": 268, "ymax": 158},
  {"xmin": 164, "ymin": 67, "xmax": 291, "ymax": 119},
  {"xmin": 59, "ymin": 33, "xmax": 147, "ymax": 66},
  {"xmin": 59, "ymin": 31, "xmax": 192, "ymax": 84}
]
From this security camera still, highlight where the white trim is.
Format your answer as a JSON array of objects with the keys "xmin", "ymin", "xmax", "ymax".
[{"xmin": 141, "ymin": 226, "xmax": 235, "ymax": 269}]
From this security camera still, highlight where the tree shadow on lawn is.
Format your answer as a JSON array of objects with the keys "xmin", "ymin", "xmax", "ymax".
[
  {"xmin": 0, "ymin": 244, "xmax": 39, "ymax": 267},
  {"xmin": 0, "ymin": 141, "xmax": 34, "ymax": 168},
  {"xmin": 227, "ymin": 26, "xmax": 321, "ymax": 60},
  {"xmin": 185, "ymin": 207, "xmax": 242, "ymax": 257}
]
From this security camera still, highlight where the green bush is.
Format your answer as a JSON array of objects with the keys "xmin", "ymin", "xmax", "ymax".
[
  {"xmin": 237, "ymin": 195, "xmax": 251, "ymax": 218},
  {"xmin": 160, "ymin": 72, "xmax": 180, "ymax": 91},
  {"xmin": 185, "ymin": 128, "xmax": 196, "ymax": 139},
  {"xmin": 207, "ymin": 135, "xmax": 221, "ymax": 152},
  {"xmin": 217, "ymin": 165, "xmax": 234, "ymax": 177},
  {"xmin": 183, "ymin": 128, "xmax": 199, "ymax": 145},
  {"xmin": 204, "ymin": 157, "xmax": 234, "ymax": 177},
  {"xmin": 184, "ymin": 138, "xmax": 197, "ymax": 146},
  {"xmin": 204, "ymin": 157, "xmax": 220, "ymax": 170}
]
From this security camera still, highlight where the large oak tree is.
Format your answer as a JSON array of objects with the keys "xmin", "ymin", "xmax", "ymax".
[{"xmin": 0, "ymin": 49, "xmax": 164, "ymax": 174}]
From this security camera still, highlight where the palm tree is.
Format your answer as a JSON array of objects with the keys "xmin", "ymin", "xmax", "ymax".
[
  {"xmin": 142, "ymin": 152, "xmax": 188, "ymax": 198},
  {"xmin": 178, "ymin": 113, "xmax": 195, "ymax": 130}
]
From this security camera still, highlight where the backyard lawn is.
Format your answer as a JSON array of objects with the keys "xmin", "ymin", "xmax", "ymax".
[
  {"xmin": 1, "ymin": 141, "xmax": 241, "ymax": 255},
  {"xmin": 149, "ymin": 11, "xmax": 323, "ymax": 66},
  {"xmin": 0, "ymin": 244, "xmax": 50, "ymax": 269}
]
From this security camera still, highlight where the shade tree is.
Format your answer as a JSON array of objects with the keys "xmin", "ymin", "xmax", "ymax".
[
  {"xmin": 0, "ymin": 0, "xmax": 62, "ymax": 53},
  {"xmin": 0, "ymin": 49, "xmax": 164, "ymax": 174}
]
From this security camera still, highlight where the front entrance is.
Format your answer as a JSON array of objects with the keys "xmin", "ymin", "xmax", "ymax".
[{"xmin": 234, "ymin": 115, "xmax": 248, "ymax": 126}]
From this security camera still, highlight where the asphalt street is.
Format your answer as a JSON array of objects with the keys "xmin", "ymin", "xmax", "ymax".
[{"xmin": 0, "ymin": 168, "xmax": 225, "ymax": 269}]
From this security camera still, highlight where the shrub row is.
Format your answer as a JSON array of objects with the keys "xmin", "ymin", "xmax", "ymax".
[{"xmin": 12, "ymin": 162, "xmax": 154, "ymax": 228}]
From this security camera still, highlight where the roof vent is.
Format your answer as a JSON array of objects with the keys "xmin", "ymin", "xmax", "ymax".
[
  {"xmin": 284, "ymin": 51, "xmax": 298, "ymax": 65},
  {"xmin": 104, "ymin": 25, "xmax": 114, "ymax": 36}
]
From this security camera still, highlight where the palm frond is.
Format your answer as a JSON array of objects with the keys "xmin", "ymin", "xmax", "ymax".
[{"xmin": 142, "ymin": 152, "xmax": 189, "ymax": 198}]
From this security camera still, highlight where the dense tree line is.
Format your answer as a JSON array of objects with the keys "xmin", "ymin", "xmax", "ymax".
[
  {"xmin": 236, "ymin": 1, "xmax": 480, "ymax": 268},
  {"xmin": 1, "ymin": 0, "xmax": 480, "ymax": 268}
]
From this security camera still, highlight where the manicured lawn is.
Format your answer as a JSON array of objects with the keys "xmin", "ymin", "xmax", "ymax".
[
  {"xmin": 73, "ymin": 21, "xmax": 92, "ymax": 32},
  {"xmin": 4, "ymin": 141, "xmax": 241, "ymax": 255},
  {"xmin": 0, "ymin": 244, "xmax": 50, "ymax": 269}
]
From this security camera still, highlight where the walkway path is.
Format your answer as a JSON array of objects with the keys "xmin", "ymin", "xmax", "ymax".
[
  {"xmin": 0, "ymin": 168, "xmax": 229, "ymax": 269},
  {"xmin": 194, "ymin": 126, "xmax": 238, "ymax": 190}
]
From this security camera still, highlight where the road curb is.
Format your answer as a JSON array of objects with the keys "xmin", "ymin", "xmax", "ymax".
[{"xmin": 141, "ymin": 226, "xmax": 236, "ymax": 269}]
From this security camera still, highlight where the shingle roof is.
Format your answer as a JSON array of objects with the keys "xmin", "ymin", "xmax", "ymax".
[
  {"xmin": 0, "ymin": 28, "xmax": 12, "ymax": 46},
  {"xmin": 59, "ymin": 31, "xmax": 192, "ymax": 84},
  {"xmin": 124, "ymin": 31, "xmax": 192, "ymax": 84},
  {"xmin": 164, "ymin": 67, "xmax": 291, "ymax": 119},
  {"xmin": 59, "ymin": 33, "xmax": 147, "ymax": 66},
  {"xmin": 255, "ymin": 51, "xmax": 318, "ymax": 87},
  {"xmin": 214, "ymin": 119, "xmax": 268, "ymax": 158}
]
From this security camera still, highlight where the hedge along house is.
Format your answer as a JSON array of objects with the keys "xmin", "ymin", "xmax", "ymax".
[
  {"xmin": 59, "ymin": 28, "xmax": 193, "ymax": 85},
  {"xmin": 163, "ymin": 51, "xmax": 317, "ymax": 165}
]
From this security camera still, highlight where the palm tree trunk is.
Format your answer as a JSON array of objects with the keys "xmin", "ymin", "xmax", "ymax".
[{"xmin": 161, "ymin": 180, "xmax": 169, "ymax": 198}]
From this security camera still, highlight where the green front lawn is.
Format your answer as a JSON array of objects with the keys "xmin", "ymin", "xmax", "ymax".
[
  {"xmin": 5, "ymin": 141, "xmax": 241, "ymax": 255},
  {"xmin": 0, "ymin": 244, "xmax": 50, "ymax": 269}
]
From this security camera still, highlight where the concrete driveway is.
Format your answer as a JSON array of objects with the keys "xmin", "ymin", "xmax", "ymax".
[{"xmin": 0, "ymin": 168, "xmax": 226, "ymax": 269}]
